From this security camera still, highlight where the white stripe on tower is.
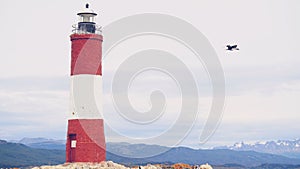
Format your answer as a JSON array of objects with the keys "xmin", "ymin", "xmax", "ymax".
[{"xmin": 70, "ymin": 75, "xmax": 103, "ymax": 119}]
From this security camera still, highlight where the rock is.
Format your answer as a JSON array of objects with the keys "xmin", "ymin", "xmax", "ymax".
[
  {"xmin": 199, "ymin": 163, "xmax": 213, "ymax": 169},
  {"xmin": 32, "ymin": 161, "xmax": 130, "ymax": 169}
]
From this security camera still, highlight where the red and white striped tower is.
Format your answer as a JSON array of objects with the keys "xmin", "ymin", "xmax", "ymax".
[{"xmin": 66, "ymin": 4, "xmax": 106, "ymax": 162}]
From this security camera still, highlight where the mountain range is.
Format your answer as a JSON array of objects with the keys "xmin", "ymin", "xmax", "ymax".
[
  {"xmin": 106, "ymin": 145, "xmax": 300, "ymax": 167},
  {"xmin": 214, "ymin": 139, "xmax": 300, "ymax": 158},
  {"xmin": 2, "ymin": 137, "xmax": 300, "ymax": 168},
  {"xmin": 13, "ymin": 137, "xmax": 66, "ymax": 150},
  {"xmin": 15, "ymin": 137, "xmax": 300, "ymax": 159},
  {"xmin": 0, "ymin": 140, "xmax": 64, "ymax": 168}
]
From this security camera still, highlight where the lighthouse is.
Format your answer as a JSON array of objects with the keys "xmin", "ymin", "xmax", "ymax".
[{"xmin": 66, "ymin": 4, "xmax": 106, "ymax": 162}]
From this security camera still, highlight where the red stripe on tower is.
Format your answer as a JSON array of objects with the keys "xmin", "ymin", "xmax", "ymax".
[
  {"xmin": 71, "ymin": 34, "xmax": 102, "ymax": 75},
  {"xmin": 66, "ymin": 3, "xmax": 106, "ymax": 163}
]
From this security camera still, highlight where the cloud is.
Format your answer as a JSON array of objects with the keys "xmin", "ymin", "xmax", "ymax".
[{"xmin": 0, "ymin": 77, "xmax": 69, "ymax": 140}]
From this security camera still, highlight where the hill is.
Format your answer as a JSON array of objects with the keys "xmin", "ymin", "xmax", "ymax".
[
  {"xmin": 16, "ymin": 137, "xmax": 65, "ymax": 150},
  {"xmin": 0, "ymin": 140, "xmax": 64, "ymax": 168},
  {"xmin": 106, "ymin": 146, "xmax": 300, "ymax": 167}
]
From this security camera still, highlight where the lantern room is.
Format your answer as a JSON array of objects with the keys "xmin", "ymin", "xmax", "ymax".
[{"xmin": 73, "ymin": 3, "xmax": 101, "ymax": 34}]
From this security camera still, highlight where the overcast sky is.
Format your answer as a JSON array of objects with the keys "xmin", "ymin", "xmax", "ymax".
[{"xmin": 0, "ymin": 0, "xmax": 299, "ymax": 148}]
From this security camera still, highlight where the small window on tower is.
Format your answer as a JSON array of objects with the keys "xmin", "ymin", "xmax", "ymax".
[{"xmin": 71, "ymin": 140, "xmax": 77, "ymax": 148}]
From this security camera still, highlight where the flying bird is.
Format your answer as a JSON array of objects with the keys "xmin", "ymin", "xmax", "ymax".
[{"xmin": 226, "ymin": 45, "xmax": 239, "ymax": 51}]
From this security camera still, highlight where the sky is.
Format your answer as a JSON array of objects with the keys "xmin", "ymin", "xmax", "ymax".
[{"xmin": 0, "ymin": 0, "xmax": 299, "ymax": 148}]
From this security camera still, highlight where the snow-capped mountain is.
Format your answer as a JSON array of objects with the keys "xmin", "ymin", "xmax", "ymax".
[{"xmin": 214, "ymin": 139, "xmax": 300, "ymax": 158}]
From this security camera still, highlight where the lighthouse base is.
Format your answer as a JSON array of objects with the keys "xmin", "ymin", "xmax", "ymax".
[{"xmin": 66, "ymin": 119, "xmax": 106, "ymax": 162}]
